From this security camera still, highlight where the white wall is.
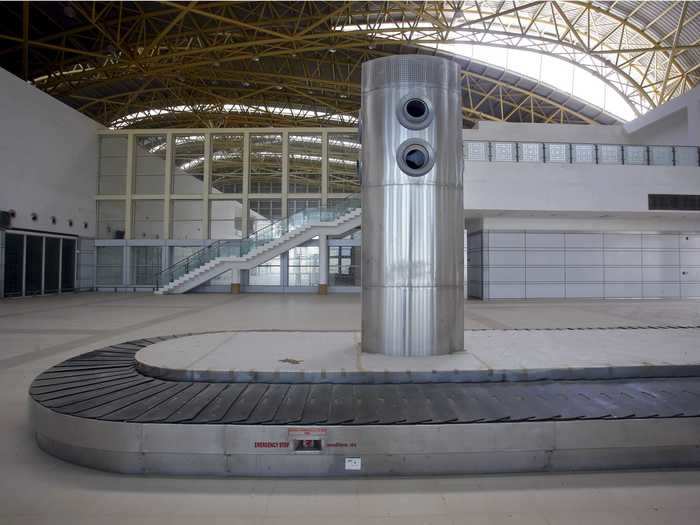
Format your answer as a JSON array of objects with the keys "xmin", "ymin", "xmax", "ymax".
[
  {"xmin": 0, "ymin": 67, "xmax": 102, "ymax": 237},
  {"xmin": 481, "ymin": 215, "xmax": 700, "ymax": 233},
  {"xmin": 625, "ymin": 85, "xmax": 700, "ymax": 147},
  {"xmin": 464, "ymin": 162, "xmax": 700, "ymax": 214},
  {"xmin": 466, "ymin": 85, "xmax": 700, "ymax": 148},
  {"xmin": 471, "ymin": 230, "xmax": 700, "ymax": 300},
  {"xmin": 463, "ymin": 121, "xmax": 630, "ymax": 144}
]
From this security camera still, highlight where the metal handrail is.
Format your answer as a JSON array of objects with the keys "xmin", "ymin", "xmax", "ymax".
[{"xmin": 154, "ymin": 193, "xmax": 361, "ymax": 290}]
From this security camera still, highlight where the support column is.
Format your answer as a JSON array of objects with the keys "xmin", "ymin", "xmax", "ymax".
[
  {"xmin": 202, "ymin": 133, "xmax": 212, "ymax": 240},
  {"xmin": 40, "ymin": 236, "xmax": 46, "ymax": 295},
  {"xmin": 318, "ymin": 233, "xmax": 328, "ymax": 295},
  {"xmin": 230, "ymin": 267, "xmax": 241, "ymax": 294},
  {"xmin": 281, "ymin": 130, "xmax": 289, "ymax": 217},
  {"xmin": 122, "ymin": 243, "xmax": 130, "ymax": 286},
  {"xmin": 163, "ymin": 133, "xmax": 174, "ymax": 240},
  {"xmin": 124, "ymin": 134, "xmax": 134, "ymax": 239},
  {"xmin": 0, "ymin": 231, "xmax": 5, "ymax": 298},
  {"xmin": 242, "ymin": 132, "xmax": 250, "ymax": 236},
  {"xmin": 57, "ymin": 238, "xmax": 62, "ymax": 295},
  {"xmin": 321, "ymin": 130, "xmax": 329, "ymax": 206}
]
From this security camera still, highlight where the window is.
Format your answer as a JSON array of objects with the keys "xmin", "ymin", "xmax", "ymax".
[
  {"xmin": 624, "ymin": 145, "xmax": 647, "ymax": 165},
  {"xmin": 44, "ymin": 237, "xmax": 60, "ymax": 293},
  {"xmin": 97, "ymin": 201, "xmax": 125, "ymax": 239},
  {"xmin": 171, "ymin": 200, "xmax": 203, "ymax": 240},
  {"xmin": 210, "ymin": 200, "xmax": 244, "ymax": 239},
  {"xmin": 464, "ymin": 141, "xmax": 488, "ymax": 162},
  {"xmin": 288, "ymin": 245, "xmax": 319, "ymax": 286},
  {"xmin": 329, "ymin": 245, "xmax": 361, "ymax": 286},
  {"xmin": 249, "ymin": 133, "xmax": 282, "ymax": 193},
  {"xmin": 211, "ymin": 134, "xmax": 244, "ymax": 193},
  {"xmin": 519, "ymin": 143, "xmax": 543, "ymax": 162},
  {"xmin": 24, "ymin": 235, "xmax": 43, "ymax": 295},
  {"xmin": 134, "ymin": 135, "xmax": 166, "ymax": 194},
  {"xmin": 248, "ymin": 198, "xmax": 281, "ymax": 235},
  {"xmin": 288, "ymin": 198, "xmax": 320, "ymax": 216},
  {"xmin": 96, "ymin": 246, "xmax": 123, "ymax": 285},
  {"xmin": 169, "ymin": 246, "xmax": 200, "ymax": 268},
  {"xmin": 288, "ymin": 133, "xmax": 322, "ymax": 193},
  {"xmin": 492, "ymin": 142, "xmax": 516, "ymax": 162},
  {"xmin": 130, "ymin": 246, "xmax": 162, "ymax": 285},
  {"xmin": 172, "ymin": 135, "xmax": 204, "ymax": 194},
  {"xmin": 98, "ymin": 136, "xmax": 128, "ymax": 194},
  {"xmin": 545, "ymin": 143, "xmax": 569, "ymax": 163},
  {"xmin": 61, "ymin": 239, "xmax": 76, "ymax": 292},
  {"xmin": 328, "ymin": 133, "xmax": 360, "ymax": 193},
  {"xmin": 573, "ymin": 144, "xmax": 595, "ymax": 164},
  {"xmin": 598, "ymin": 144, "xmax": 622, "ymax": 164},
  {"xmin": 132, "ymin": 200, "xmax": 164, "ymax": 239},
  {"xmin": 649, "ymin": 146, "xmax": 673, "ymax": 166},
  {"xmin": 248, "ymin": 255, "xmax": 281, "ymax": 286}
]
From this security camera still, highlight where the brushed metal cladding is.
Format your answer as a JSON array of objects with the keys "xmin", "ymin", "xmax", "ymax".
[
  {"xmin": 361, "ymin": 55, "xmax": 464, "ymax": 356},
  {"xmin": 31, "ymin": 400, "xmax": 700, "ymax": 476}
]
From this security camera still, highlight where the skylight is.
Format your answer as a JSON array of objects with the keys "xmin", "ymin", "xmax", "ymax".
[
  {"xmin": 440, "ymin": 43, "xmax": 636, "ymax": 122},
  {"xmin": 110, "ymin": 103, "xmax": 357, "ymax": 129},
  {"xmin": 335, "ymin": 19, "xmax": 641, "ymax": 122}
]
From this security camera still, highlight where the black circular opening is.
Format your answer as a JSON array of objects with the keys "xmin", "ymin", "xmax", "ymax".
[
  {"xmin": 405, "ymin": 147, "xmax": 427, "ymax": 170},
  {"xmin": 405, "ymin": 99, "xmax": 427, "ymax": 119}
]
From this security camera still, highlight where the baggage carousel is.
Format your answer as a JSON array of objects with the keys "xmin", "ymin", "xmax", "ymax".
[{"xmin": 30, "ymin": 333, "xmax": 700, "ymax": 476}]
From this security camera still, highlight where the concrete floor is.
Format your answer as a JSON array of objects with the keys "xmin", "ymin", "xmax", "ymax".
[{"xmin": 2, "ymin": 292, "xmax": 700, "ymax": 524}]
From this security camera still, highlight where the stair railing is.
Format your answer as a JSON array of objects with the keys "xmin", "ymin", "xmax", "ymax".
[{"xmin": 154, "ymin": 193, "xmax": 360, "ymax": 290}]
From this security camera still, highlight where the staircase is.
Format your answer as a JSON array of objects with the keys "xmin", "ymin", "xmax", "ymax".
[{"xmin": 155, "ymin": 196, "xmax": 361, "ymax": 294}]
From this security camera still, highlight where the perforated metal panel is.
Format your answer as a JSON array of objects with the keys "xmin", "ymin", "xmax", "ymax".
[{"xmin": 361, "ymin": 55, "xmax": 461, "ymax": 92}]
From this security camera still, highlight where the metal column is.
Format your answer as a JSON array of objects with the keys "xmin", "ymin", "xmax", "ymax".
[{"xmin": 361, "ymin": 55, "xmax": 464, "ymax": 356}]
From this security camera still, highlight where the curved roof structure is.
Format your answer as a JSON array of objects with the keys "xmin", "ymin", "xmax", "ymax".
[{"xmin": 1, "ymin": 1, "xmax": 698, "ymax": 129}]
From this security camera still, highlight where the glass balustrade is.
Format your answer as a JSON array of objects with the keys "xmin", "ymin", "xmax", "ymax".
[
  {"xmin": 464, "ymin": 141, "xmax": 700, "ymax": 167},
  {"xmin": 154, "ymin": 194, "xmax": 361, "ymax": 289}
]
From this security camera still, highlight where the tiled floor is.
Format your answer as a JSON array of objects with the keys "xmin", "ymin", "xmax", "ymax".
[{"xmin": 2, "ymin": 292, "xmax": 700, "ymax": 524}]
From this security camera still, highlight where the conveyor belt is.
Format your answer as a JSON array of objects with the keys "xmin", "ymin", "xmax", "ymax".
[{"xmin": 30, "ymin": 336, "xmax": 700, "ymax": 425}]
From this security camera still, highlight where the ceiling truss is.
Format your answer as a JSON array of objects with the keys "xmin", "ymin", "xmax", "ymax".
[{"xmin": 1, "ymin": 1, "xmax": 698, "ymax": 129}]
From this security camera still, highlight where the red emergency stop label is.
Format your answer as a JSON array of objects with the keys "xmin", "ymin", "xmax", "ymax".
[{"xmin": 254, "ymin": 441, "xmax": 289, "ymax": 449}]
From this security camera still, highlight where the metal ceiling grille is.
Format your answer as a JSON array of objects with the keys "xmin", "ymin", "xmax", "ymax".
[{"xmin": 0, "ymin": 1, "xmax": 698, "ymax": 128}]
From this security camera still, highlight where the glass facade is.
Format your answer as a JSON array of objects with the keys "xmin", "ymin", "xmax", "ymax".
[
  {"xmin": 288, "ymin": 198, "xmax": 321, "ymax": 215},
  {"xmin": 96, "ymin": 129, "xmax": 364, "ymax": 242},
  {"xmin": 134, "ymin": 135, "xmax": 166, "ymax": 194},
  {"xmin": 210, "ymin": 200, "xmax": 244, "ymax": 239},
  {"xmin": 132, "ymin": 200, "xmax": 164, "ymax": 239},
  {"xmin": 248, "ymin": 255, "xmax": 281, "ymax": 286},
  {"xmin": 97, "ymin": 201, "xmax": 125, "ymax": 240},
  {"xmin": 249, "ymin": 133, "xmax": 283, "ymax": 193},
  {"xmin": 130, "ymin": 246, "xmax": 162, "ymax": 285},
  {"xmin": 2, "ymin": 233, "xmax": 79, "ymax": 296},
  {"xmin": 288, "ymin": 245, "xmax": 319, "ymax": 286},
  {"xmin": 92, "ymin": 128, "xmax": 700, "ymax": 294},
  {"xmin": 464, "ymin": 140, "xmax": 700, "ymax": 167},
  {"xmin": 329, "ymin": 245, "xmax": 361, "ymax": 286},
  {"xmin": 171, "ymin": 200, "xmax": 203, "ymax": 240},
  {"xmin": 96, "ymin": 246, "xmax": 123, "ymax": 285},
  {"xmin": 98, "ymin": 136, "xmax": 128, "ymax": 194},
  {"xmin": 211, "ymin": 134, "xmax": 244, "ymax": 193},
  {"xmin": 288, "ymin": 133, "xmax": 322, "ymax": 193},
  {"xmin": 248, "ymin": 198, "xmax": 282, "ymax": 235},
  {"xmin": 172, "ymin": 135, "xmax": 205, "ymax": 194},
  {"xmin": 328, "ymin": 132, "xmax": 360, "ymax": 193}
]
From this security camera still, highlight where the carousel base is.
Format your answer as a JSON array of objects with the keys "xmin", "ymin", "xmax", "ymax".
[{"xmin": 29, "ymin": 333, "xmax": 700, "ymax": 477}]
